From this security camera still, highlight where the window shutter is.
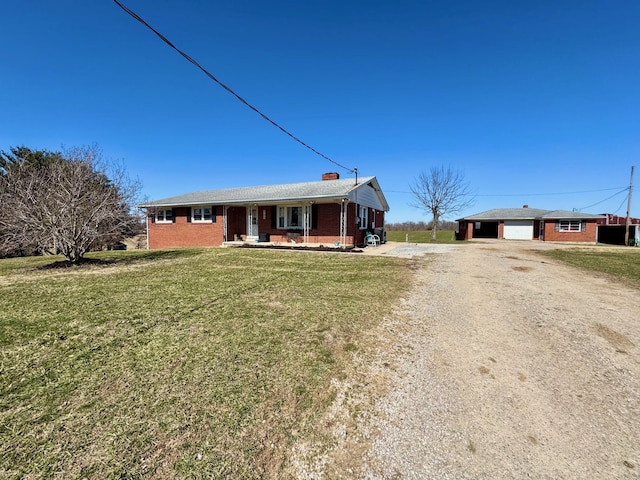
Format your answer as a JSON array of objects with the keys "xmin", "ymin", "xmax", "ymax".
[
  {"xmin": 312, "ymin": 204, "xmax": 318, "ymax": 229},
  {"xmin": 271, "ymin": 206, "xmax": 277, "ymax": 229},
  {"xmin": 171, "ymin": 208, "xmax": 176, "ymax": 223},
  {"xmin": 186, "ymin": 207, "xmax": 192, "ymax": 223},
  {"xmin": 212, "ymin": 206, "xmax": 217, "ymax": 223},
  {"xmin": 581, "ymin": 222, "xmax": 586, "ymax": 232},
  {"xmin": 150, "ymin": 214, "xmax": 155, "ymax": 224},
  {"xmin": 555, "ymin": 221, "xmax": 559, "ymax": 232}
]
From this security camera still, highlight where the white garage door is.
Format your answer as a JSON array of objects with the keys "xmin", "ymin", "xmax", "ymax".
[{"xmin": 503, "ymin": 220, "xmax": 533, "ymax": 240}]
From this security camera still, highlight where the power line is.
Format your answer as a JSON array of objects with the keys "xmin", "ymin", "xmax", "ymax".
[
  {"xmin": 612, "ymin": 193, "xmax": 629, "ymax": 215},
  {"xmin": 577, "ymin": 187, "xmax": 629, "ymax": 211},
  {"xmin": 476, "ymin": 187, "xmax": 628, "ymax": 197},
  {"xmin": 386, "ymin": 186, "xmax": 627, "ymax": 196},
  {"xmin": 112, "ymin": 0, "xmax": 355, "ymax": 174}
]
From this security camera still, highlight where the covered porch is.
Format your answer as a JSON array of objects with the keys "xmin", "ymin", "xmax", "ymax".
[{"xmin": 221, "ymin": 201, "xmax": 361, "ymax": 247}]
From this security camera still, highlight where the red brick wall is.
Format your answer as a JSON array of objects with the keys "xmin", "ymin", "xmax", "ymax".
[
  {"xmin": 373, "ymin": 210, "xmax": 385, "ymax": 229},
  {"xmin": 542, "ymin": 220, "xmax": 598, "ymax": 242},
  {"xmin": 254, "ymin": 203, "xmax": 360, "ymax": 245},
  {"xmin": 456, "ymin": 218, "xmax": 597, "ymax": 242},
  {"xmin": 457, "ymin": 221, "xmax": 468, "ymax": 240},
  {"xmin": 226, "ymin": 207, "xmax": 246, "ymax": 238},
  {"xmin": 460, "ymin": 221, "xmax": 473, "ymax": 240},
  {"xmin": 148, "ymin": 207, "xmax": 224, "ymax": 249},
  {"xmin": 147, "ymin": 202, "xmax": 386, "ymax": 249}
]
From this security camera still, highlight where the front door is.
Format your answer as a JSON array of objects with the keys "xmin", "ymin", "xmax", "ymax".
[{"xmin": 247, "ymin": 207, "xmax": 258, "ymax": 238}]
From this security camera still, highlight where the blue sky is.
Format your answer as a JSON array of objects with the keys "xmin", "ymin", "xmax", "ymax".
[{"xmin": 1, "ymin": 1, "xmax": 638, "ymax": 222}]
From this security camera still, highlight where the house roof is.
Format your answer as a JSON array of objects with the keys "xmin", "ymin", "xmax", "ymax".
[
  {"xmin": 457, "ymin": 207, "xmax": 605, "ymax": 221},
  {"xmin": 541, "ymin": 210, "xmax": 605, "ymax": 220},
  {"xmin": 139, "ymin": 176, "xmax": 390, "ymax": 211}
]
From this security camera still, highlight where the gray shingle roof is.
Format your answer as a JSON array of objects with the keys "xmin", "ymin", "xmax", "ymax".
[
  {"xmin": 458, "ymin": 208, "xmax": 605, "ymax": 221},
  {"xmin": 540, "ymin": 209, "xmax": 605, "ymax": 220},
  {"xmin": 460, "ymin": 208, "xmax": 549, "ymax": 220},
  {"xmin": 139, "ymin": 176, "xmax": 389, "ymax": 210}
]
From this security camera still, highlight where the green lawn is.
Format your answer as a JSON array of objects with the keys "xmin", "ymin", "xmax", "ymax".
[
  {"xmin": 0, "ymin": 248, "xmax": 413, "ymax": 479},
  {"xmin": 386, "ymin": 229, "xmax": 458, "ymax": 243},
  {"xmin": 539, "ymin": 248, "xmax": 640, "ymax": 285}
]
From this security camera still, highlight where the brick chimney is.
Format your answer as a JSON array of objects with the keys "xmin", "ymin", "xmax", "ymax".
[
  {"xmin": 523, "ymin": 205, "xmax": 529, "ymax": 208},
  {"xmin": 322, "ymin": 172, "xmax": 340, "ymax": 181}
]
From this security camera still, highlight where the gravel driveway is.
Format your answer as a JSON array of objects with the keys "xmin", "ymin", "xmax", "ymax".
[
  {"xmin": 360, "ymin": 240, "xmax": 640, "ymax": 479},
  {"xmin": 291, "ymin": 241, "xmax": 639, "ymax": 478}
]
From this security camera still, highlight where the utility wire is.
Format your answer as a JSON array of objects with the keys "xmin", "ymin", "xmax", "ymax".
[
  {"xmin": 577, "ymin": 187, "xmax": 629, "ymax": 211},
  {"xmin": 476, "ymin": 186, "xmax": 628, "ymax": 197},
  {"xmin": 386, "ymin": 186, "xmax": 627, "ymax": 196},
  {"xmin": 612, "ymin": 193, "xmax": 629, "ymax": 215},
  {"xmin": 112, "ymin": 0, "xmax": 355, "ymax": 174}
]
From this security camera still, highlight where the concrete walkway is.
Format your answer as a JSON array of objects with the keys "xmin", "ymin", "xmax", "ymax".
[{"xmin": 360, "ymin": 241, "xmax": 459, "ymax": 257}]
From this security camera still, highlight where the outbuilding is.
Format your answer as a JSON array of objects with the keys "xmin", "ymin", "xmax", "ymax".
[
  {"xmin": 596, "ymin": 214, "xmax": 640, "ymax": 245},
  {"xmin": 457, "ymin": 206, "xmax": 604, "ymax": 242}
]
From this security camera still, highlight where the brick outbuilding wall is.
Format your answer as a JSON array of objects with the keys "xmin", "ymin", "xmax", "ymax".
[
  {"xmin": 542, "ymin": 220, "xmax": 598, "ymax": 243},
  {"xmin": 457, "ymin": 218, "xmax": 598, "ymax": 242}
]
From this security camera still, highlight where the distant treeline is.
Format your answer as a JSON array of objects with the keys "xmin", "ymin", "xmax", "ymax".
[{"xmin": 385, "ymin": 220, "xmax": 458, "ymax": 231}]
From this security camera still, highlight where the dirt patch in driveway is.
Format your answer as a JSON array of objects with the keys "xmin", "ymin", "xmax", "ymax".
[{"xmin": 292, "ymin": 240, "xmax": 640, "ymax": 479}]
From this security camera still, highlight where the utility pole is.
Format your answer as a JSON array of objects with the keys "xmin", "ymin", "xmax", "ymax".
[{"xmin": 624, "ymin": 165, "xmax": 634, "ymax": 246}]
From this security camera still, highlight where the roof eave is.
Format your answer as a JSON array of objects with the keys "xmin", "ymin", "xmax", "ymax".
[{"xmin": 138, "ymin": 193, "xmax": 351, "ymax": 209}]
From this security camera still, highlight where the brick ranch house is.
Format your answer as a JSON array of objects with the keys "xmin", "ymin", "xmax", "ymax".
[
  {"xmin": 457, "ymin": 206, "xmax": 605, "ymax": 242},
  {"xmin": 139, "ymin": 173, "xmax": 389, "ymax": 249}
]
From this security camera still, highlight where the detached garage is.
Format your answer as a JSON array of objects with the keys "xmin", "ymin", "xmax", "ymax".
[{"xmin": 457, "ymin": 206, "xmax": 603, "ymax": 243}]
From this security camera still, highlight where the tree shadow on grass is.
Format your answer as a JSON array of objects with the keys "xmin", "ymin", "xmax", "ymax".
[{"xmin": 35, "ymin": 249, "xmax": 202, "ymax": 270}]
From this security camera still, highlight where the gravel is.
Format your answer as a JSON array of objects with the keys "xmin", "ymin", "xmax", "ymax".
[
  {"xmin": 291, "ymin": 240, "xmax": 640, "ymax": 479},
  {"xmin": 361, "ymin": 241, "xmax": 459, "ymax": 258},
  {"xmin": 365, "ymin": 240, "xmax": 640, "ymax": 479}
]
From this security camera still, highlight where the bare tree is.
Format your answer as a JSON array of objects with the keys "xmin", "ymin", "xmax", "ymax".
[
  {"xmin": 410, "ymin": 166, "xmax": 474, "ymax": 241},
  {"xmin": 0, "ymin": 145, "xmax": 142, "ymax": 263}
]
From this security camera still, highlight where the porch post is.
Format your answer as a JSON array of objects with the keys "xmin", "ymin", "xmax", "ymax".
[
  {"xmin": 340, "ymin": 199, "xmax": 349, "ymax": 247},
  {"xmin": 303, "ymin": 204, "xmax": 310, "ymax": 244},
  {"xmin": 223, "ymin": 206, "xmax": 228, "ymax": 242},
  {"xmin": 247, "ymin": 205, "xmax": 254, "ymax": 238}
]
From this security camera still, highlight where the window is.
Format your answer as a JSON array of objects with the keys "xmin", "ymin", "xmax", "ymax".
[
  {"xmin": 359, "ymin": 206, "xmax": 368, "ymax": 229},
  {"xmin": 155, "ymin": 209, "xmax": 173, "ymax": 223},
  {"xmin": 558, "ymin": 220, "xmax": 582, "ymax": 232},
  {"xmin": 192, "ymin": 207, "xmax": 214, "ymax": 222},
  {"xmin": 277, "ymin": 205, "xmax": 309, "ymax": 229}
]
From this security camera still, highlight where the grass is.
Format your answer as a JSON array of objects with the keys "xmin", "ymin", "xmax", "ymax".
[
  {"xmin": 0, "ymin": 248, "xmax": 413, "ymax": 478},
  {"xmin": 539, "ymin": 248, "xmax": 640, "ymax": 286},
  {"xmin": 386, "ymin": 229, "xmax": 458, "ymax": 243}
]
